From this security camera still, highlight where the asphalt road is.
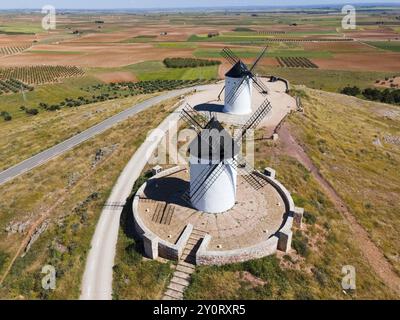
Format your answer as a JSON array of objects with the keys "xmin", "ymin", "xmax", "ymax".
[
  {"xmin": 0, "ymin": 85, "xmax": 211, "ymax": 186},
  {"xmin": 80, "ymin": 96, "xmax": 187, "ymax": 300}
]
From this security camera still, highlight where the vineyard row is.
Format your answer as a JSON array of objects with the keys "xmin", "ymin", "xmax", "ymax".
[
  {"xmin": 276, "ymin": 57, "xmax": 319, "ymax": 69},
  {"xmin": 0, "ymin": 65, "xmax": 85, "ymax": 84}
]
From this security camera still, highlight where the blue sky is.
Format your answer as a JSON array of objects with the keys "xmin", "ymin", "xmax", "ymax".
[{"xmin": 0, "ymin": 0, "xmax": 399, "ymax": 10}]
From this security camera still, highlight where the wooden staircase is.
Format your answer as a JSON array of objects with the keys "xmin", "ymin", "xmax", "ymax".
[{"xmin": 162, "ymin": 228, "xmax": 207, "ymax": 300}]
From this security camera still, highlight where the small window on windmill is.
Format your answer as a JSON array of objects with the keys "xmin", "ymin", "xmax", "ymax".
[{"xmin": 152, "ymin": 165, "xmax": 163, "ymax": 176}]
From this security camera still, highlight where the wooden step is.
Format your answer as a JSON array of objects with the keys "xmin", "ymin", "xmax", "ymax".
[
  {"xmin": 187, "ymin": 238, "xmax": 200, "ymax": 246},
  {"xmin": 171, "ymin": 276, "xmax": 190, "ymax": 287},
  {"xmin": 181, "ymin": 252, "xmax": 196, "ymax": 260},
  {"xmin": 167, "ymin": 282, "xmax": 186, "ymax": 293},
  {"xmin": 181, "ymin": 257, "xmax": 196, "ymax": 265},
  {"xmin": 162, "ymin": 294, "xmax": 179, "ymax": 300},
  {"xmin": 178, "ymin": 261, "xmax": 195, "ymax": 269},
  {"xmin": 183, "ymin": 243, "xmax": 197, "ymax": 250},
  {"xmin": 176, "ymin": 264, "xmax": 195, "ymax": 274},
  {"xmin": 163, "ymin": 289, "xmax": 183, "ymax": 300},
  {"xmin": 191, "ymin": 230, "xmax": 206, "ymax": 237},
  {"xmin": 174, "ymin": 271, "xmax": 191, "ymax": 280},
  {"xmin": 183, "ymin": 248, "xmax": 196, "ymax": 255}
]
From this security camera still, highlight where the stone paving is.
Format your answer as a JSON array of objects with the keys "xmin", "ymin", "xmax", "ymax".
[{"xmin": 138, "ymin": 168, "xmax": 287, "ymax": 252}]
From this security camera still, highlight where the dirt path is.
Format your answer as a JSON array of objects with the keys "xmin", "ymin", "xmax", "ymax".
[{"xmin": 278, "ymin": 123, "xmax": 400, "ymax": 296}]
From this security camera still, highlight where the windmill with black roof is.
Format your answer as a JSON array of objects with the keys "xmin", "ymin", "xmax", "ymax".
[
  {"xmin": 179, "ymin": 97, "xmax": 272, "ymax": 213},
  {"xmin": 219, "ymin": 47, "xmax": 269, "ymax": 115}
]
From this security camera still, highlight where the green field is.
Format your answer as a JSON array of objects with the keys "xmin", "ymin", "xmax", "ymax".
[
  {"xmin": 0, "ymin": 76, "xmax": 97, "ymax": 118},
  {"xmin": 0, "ymin": 24, "xmax": 42, "ymax": 34},
  {"xmin": 122, "ymin": 35, "xmax": 158, "ymax": 43},
  {"xmin": 259, "ymin": 66, "xmax": 394, "ymax": 92},
  {"xmin": 154, "ymin": 42, "xmax": 198, "ymax": 49},
  {"xmin": 127, "ymin": 61, "xmax": 218, "ymax": 81},
  {"xmin": 194, "ymin": 47, "xmax": 332, "ymax": 59},
  {"xmin": 365, "ymin": 41, "xmax": 400, "ymax": 52}
]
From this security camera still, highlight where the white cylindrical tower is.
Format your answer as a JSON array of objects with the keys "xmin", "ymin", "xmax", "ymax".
[
  {"xmin": 188, "ymin": 119, "xmax": 240, "ymax": 214},
  {"xmin": 189, "ymin": 157, "xmax": 237, "ymax": 213},
  {"xmin": 223, "ymin": 61, "xmax": 253, "ymax": 115}
]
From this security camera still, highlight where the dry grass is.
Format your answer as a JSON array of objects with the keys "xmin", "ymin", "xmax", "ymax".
[
  {"xmin": 0, "ymin": 93, "xmax": 156, "ymax": 171},
  {"xmin": 185, "ymin": 90, "xmax": 400, "ymax": 300},
  {"xmin": 185, "ymin": 154, "xmax": 397, "ymax": 299},
  {"xmin": 0, "ymin": 97, "xmax": 179, "ymax": 299},
  {"xmin": 288, "ymin": 89, "xmax": 400, "ymax": 275}
]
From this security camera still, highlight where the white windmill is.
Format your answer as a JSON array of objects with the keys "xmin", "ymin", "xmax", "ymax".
[
  {"xmin": 218, "ymin": 47, "xmax": 269, "ymax": 115},
  {"xmin": 180, "ymin": 99, "xmax": 272, "ymax": 214}
]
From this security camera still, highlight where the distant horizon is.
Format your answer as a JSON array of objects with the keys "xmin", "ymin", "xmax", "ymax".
[{"xmin": 0, "ymin": 1, "xmax": 399, "ymax": 10}]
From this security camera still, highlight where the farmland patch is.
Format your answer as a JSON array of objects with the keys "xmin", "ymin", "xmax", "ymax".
[
  {"xmin": 0, "ymin": 65, "xmax": 85, "ymax": 85},
  {"xmin": 277, "ymin": 57, "xmax": 319, "ymax": 69}
]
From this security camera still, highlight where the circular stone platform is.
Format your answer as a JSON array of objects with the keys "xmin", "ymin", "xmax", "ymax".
[{"xmin": 133, "ymin": 166, "xmax": 301, "ymax": 265}]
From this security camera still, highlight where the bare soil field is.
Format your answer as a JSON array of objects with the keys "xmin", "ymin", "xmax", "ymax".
[
  {"xmin": 0, "ymin": 43, "xmax": 194, "ymax": 67},
  {"xmin": 374, "ymin": 75, "xmax": 400, "ymax": 88},
  {"xmin": 302, "ymin": 41, "xmax": 378, "ymax": 53},
  {"xmin": 345, "ymin": 27, "xmax": 400, "ymax": 41},
  {"xmin": 67, "ymin": 25, "xmax": 227, "ymax": 43},
  {"xmin": 314, "ymin": 52, "xmax": 400, "ymax": 72},
  {"xmin": 0, "ymin": 35, "xmax": 35, "ymax": 46},
  {"xmin": 94, "ymin": 71, "xmax": 137, "ymax": 83}
]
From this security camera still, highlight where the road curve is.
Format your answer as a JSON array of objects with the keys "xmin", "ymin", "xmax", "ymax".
[
  {"xmin": 0, "ymin": 85, "xmax": 212, "ymax": 186},
  {"xmin": 80, "ymin": 97, "xmax": 188, "ymax": 300}
]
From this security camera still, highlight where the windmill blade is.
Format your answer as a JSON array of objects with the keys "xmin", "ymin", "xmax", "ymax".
[
  {"xmin": 221, "ymin": 50, "xmax": 237, "ymax": 65},
  {"xmin": 180, "ymin": 104, "xmax": 209, "ymax": 132},
  {"xmin": 232, "ymin": 155, "xmax": 267, "ymax": 190},
  {"xmin": 234, "ymin": 98, "xmax": 272, "ymax": 143},
  {"xmin": 249, "ymin": 46, "xmax": 268, "ymax": 72},
  {"xmin": 217, "ymin": 85, "xmax": 225, "ymax": 101},
  {"xmin": 221, "ymin": 47, "xmax": 240, "ymax": 65},
  {"xmin": 249, "ymin": 74, "xmax": 269, "ymax": 95},
  {"xmin": 225, "ymin": 48, "xmax": 241, "ymax": 64},
  {"xmin": 181, "ymin": 162, "xmax": 219, "ymax": 205}
]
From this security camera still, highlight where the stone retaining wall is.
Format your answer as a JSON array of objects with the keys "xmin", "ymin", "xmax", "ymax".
[
  {"xmin": 196, "ymin": 170, "xmax": 303, "ymax": 265},
  {"xmin": 133, "ymin": 166, "xmax": 303, "ymax": 265},
  {"xmin": 196, "ymin": 234, "xmax": 279, "ymax": 266},
  {"xmin": 132, "ymin": 166, "xmax": 192, "ymax": 261}
]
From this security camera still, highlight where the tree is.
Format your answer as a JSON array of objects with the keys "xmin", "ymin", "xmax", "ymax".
[
  {"xmin": 341, "ymin": 86, "xmax": 361, "ymax": 96},
  {"xmin": 25, "ymin": 108, "xmax": 39, "ymax": 115}
]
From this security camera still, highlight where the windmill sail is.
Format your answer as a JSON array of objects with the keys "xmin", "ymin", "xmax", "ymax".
[
  {"xmin": 234, "ymin": 98, "xmax": 272, "ymax": 144},
  {"xmin": 222, "ymin": 46, "xmax": 269, "ymax": 106}
]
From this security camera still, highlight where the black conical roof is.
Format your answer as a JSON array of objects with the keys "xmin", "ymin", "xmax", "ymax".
[
  {"xmin": 189, "ymin": 118, "xmax": 240, "ymax": 161},
  {"xmin": 225, "ymin": 61, "xmax": 249, "ymax": 78}
]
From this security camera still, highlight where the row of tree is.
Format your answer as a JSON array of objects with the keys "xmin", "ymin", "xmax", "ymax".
[
  {"xmin": 36, "ymin": 79, "xmax": 208, "ymax": 113},
  {"xmin": 163, "ymin": 58, "xmax": 221, "ymax": 68},
  {"xmin": 341, "ymin": 86, "xmax": 400, "ymax": 105}
]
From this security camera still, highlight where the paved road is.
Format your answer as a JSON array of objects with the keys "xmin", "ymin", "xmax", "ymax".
[
  {"xmin": 0, "ymin": 85, "xmax": 211, "ymax": 186},
  {"xmin": 80, "ymin": 99, "xmax": 186, "ymax": 300}
]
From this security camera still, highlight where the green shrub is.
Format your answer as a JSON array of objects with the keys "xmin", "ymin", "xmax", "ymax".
[
  {"xmin": 292, "ymin": 230, "xmax": 310, "ymax": 257},
  {"xmin": 292, "ymin": 193, "xmax": 307, "ymax": 207},
  {"xmin": 304, "ymin": 211, "xmax": 317, "ymax": 225},
  {"xmin": 1, "ymin": 111, "xmax": 12, "ymax": 121},
  {"xmin": 340, "ymin": 86, "xmax": 361, "ymax": 96},
  {"xmin": 25, "ymin": 108, "xmax": 39, "ymax": 115},
  {"xmin": 233, "ymin": 27, "xmax": 255, "ymax": 32},
  {"xmin": 0, "ymin": 250, "xmax": 8, "ymax": 271}
]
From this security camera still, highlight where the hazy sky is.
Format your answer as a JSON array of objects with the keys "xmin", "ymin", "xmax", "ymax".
[{"xmin": 0, "ymin": 0, "xmax": 399, "ymax": 10}]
